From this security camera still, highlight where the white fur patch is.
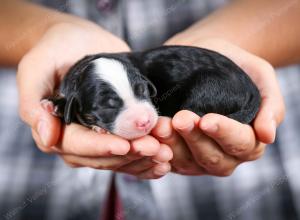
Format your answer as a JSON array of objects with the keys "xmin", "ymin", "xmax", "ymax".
[
  {"xmin": 93, "ymin": 58, "xmax": 135, "ymax": 102},
  {"xmin": 93, "ymin": 57, "xmax": 159, "ymax": 139}
]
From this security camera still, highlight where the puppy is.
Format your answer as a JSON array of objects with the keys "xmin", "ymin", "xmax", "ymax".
[{"xmin": 49, "ymin": 46, "xmax": 261, "ymax": 140}]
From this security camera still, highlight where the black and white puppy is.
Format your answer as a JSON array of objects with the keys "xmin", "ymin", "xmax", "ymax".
[{"xmin": 49, "ymin": 46, "xmax": 261, "ymax": 140}]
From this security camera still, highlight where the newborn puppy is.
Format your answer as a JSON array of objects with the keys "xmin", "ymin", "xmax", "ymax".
[{"xmin": 49, "ymin": 46, "xmax": 261, "ymax": 140}]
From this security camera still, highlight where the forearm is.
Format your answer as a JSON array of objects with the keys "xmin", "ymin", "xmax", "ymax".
[
  {"xmin": 0, "ymin": 0, "xmax": 87, "ymax": 66},
  {"xmin": 168, "ymin": 0, "xmax": 300, "ymax": 67}
]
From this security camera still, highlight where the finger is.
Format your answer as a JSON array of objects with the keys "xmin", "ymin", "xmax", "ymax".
[
  {"xmin": 173, "ymin": 110, "xmax": 239, "ymax": 176},
  {"xmin": 256, "ymin": 82, "xmax": 284, "ymax": 143},
  {"xmin": 17, "ymin": 53, "xmax": 61, "ymax": 147},
  {"xmin": 31, "ymin": 129, "xmax": 56, "ymax": 154},
  {"xmin": 254, "ymin": 98, "xmax": 277, "ymax": 144},
  {"xmin": 244, "ymin": 142, "xmax": 266, "ymax": 161},
  {"xmin": 130, "ymin": 135, "xmax": 161, "ymax": 156},
  {"xmin": 200, "ymin": 113, "xmax": 259, "ymax": 159},
  {"xmin": 117, "ymin": 144, "xmax": 173, "ymax": 175},
  {"xmin": 61, "ymin": 154, "xmax": 132, "ymax": 170},
  {"xmin": 152, "ymin": 144, "xmax": 173, "ymax": 163},
  {"xmin": 137, "ymin": 163, "xmax": 171, "ymax": 179},
  {"xmin": 152, "ymin": 116, "xmax": 204, "ymax": 174},
  {"xmin": 200, "ymin": 113, "xmax": 267, "ymax": 161},
  {"xmin": 241, "ymin": 58, "xmax": 285, "ymax": 144},
  {"xmin": 116, "ymin": 157, "xmax": 156, "ymax": 175},
  {"xmin": 58, "ymin": 123, "xmax": 130, "ymax": 156}
]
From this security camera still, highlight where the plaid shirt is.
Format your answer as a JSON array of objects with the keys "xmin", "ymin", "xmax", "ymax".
[{"xmin": 1, "ymin": 0, "xmax": 300, "ymax": 220}]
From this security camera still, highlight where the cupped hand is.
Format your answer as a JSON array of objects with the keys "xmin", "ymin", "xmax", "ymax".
[
  {"xmin": 17, "ymin": 22, "xmax": 172, "ymax": 179},
  {"xmin": 151, "ymin": 37, "xmax": 285, "ymax": 176}
]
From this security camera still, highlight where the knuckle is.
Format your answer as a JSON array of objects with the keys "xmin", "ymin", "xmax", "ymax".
[
  {"xmin": 225, "ymin": 143, "xmax": 249, "ymax": 155},
  {"xmin": 196, "ymin": 154, "xmax": 223, "ymax": 169}
]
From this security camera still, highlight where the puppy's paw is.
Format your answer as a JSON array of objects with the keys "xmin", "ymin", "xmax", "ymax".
[
  {"xmin": 91, "ymin": 125, "xmax": 108, "ymax": 134},
  {"xmin": 40, "ymin": 99, "xmax": 58, "ymax": 116}
]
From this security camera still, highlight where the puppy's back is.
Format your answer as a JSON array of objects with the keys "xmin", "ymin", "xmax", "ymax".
[{"xmin": 141, "ymin": 46, "xmax": 261, "ymax": 123}]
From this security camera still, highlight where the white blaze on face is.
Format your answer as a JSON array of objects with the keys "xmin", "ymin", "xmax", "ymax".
[{"xmin": 93, "ymin": 58, "xmax": 158, "ymax": 139}]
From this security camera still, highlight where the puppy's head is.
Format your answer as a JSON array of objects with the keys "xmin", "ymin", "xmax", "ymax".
[{"xmin": 51, "ymin": 55, "xmax": 158, "ymax": 140}]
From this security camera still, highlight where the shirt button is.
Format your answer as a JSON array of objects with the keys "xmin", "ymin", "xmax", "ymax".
[{"xmin": 97, "ymin": 0, "xmax": 115, "ymax": 12}]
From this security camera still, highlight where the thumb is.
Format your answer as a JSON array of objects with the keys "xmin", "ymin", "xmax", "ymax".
[{"xmin": 17, "ymin": 53, "xmax": 61, "ymax": 147}]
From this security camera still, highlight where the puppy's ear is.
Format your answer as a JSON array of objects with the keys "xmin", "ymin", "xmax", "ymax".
[
  {"xmin": 64, "ymin": 94, "xmax": 81, "ymax": 124},
  {"xmin": 140, "ymin": 74, "xmax": 157, "ymax": 97},
  {"xmin": 48, "ymin": 92, "xmax": 81, "ymax": 124}
]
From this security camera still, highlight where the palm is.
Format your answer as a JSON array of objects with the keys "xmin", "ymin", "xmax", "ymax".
[{"xmin": 17, "ymin": 22, "xmax": 172, "ymax": 179}]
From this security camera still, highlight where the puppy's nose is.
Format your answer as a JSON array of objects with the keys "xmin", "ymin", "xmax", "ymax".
[{"xmin": 135, "ymin": 116, "xmax": 151, "ymax": 130}]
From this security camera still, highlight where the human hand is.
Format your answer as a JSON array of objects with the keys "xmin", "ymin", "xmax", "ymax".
[
  {"xmin": 151, "ymin": 37, "xmax": 285, "ymax": 176},
  {"xmin": 17, "ymin": 22, "xmax": 172, "ymax": 179}
]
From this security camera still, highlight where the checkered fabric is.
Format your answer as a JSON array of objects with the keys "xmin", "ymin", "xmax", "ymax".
[{"xmin": 1, "ymin": 0, "xmax": 300, "ymax": 220}]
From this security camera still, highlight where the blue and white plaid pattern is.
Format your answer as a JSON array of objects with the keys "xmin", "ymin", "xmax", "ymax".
[{"xmin": 1, "ymin": 0, "xmax": 300, "ymax": 220}]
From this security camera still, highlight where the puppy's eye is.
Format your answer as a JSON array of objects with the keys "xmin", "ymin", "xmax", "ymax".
[
  {"xmin": 135, "ymin": 84, "xmax": 148, "ymax": 97},
  {"xmin": 106, "ymin": 98, "xmax": 119, "ymax": 108}
]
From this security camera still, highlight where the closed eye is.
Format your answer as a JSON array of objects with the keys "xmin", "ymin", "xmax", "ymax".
[
  {"xmin": 134, "ymin": 84, "xmax": 148, "ymax": 97},
  {"xmin": 105, "ymin": 97, "xmax": 122, "ymax": 108}
]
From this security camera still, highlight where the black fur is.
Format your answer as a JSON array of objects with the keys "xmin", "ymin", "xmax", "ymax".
[
  {"xmin": 49, "ymin": 45, "xmax": 261, "ymax": 132},
  {"xmin": 140, "ymin": 46, "xmax": 261, "ymax": 123}
]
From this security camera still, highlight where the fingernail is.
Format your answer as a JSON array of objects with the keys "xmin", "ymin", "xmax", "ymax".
[
  {"xmin": 51, "ymin": 146, "xmax": 62, "ymax": 153},
  {"xmin": 201, "ymin": 121, "xmax": 218, "ymax": 133},
  {"xmin": 111, "ymin": 142, "xmax": 130, "ymax": 155},
  {"xmin": 37, "ymin": 120, "xmax": 49, "ymax": 146},
  {"xmin": 157, "ymin": 129, "xmax": 172, "ymax": 139}
]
